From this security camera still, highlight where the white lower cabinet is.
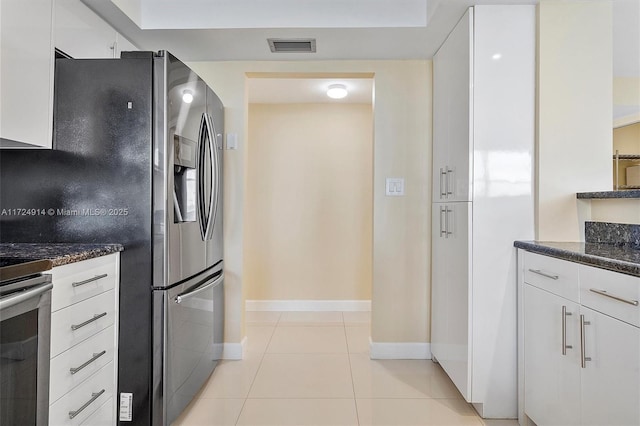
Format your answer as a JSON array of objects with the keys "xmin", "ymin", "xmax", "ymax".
[
  {"xmin": 50, "ymin": 254, "xmax": 120, "ymax": 425},
  {"xmin": 524, "ymin": 285, "xmax": 580, "ymax": 425},
  {"xmin": 580, "ymin": 306, "xmax": 640, "ymax": 426},
  {"xmin": 520, "ymin": 250, "xmax": 640, "ymax": 425}
]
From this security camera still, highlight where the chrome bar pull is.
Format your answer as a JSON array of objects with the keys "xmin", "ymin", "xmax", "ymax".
[
  {"xmin": 70, "ymin": 350, "xmax": 107, "ymax": 375},
  {"xmin": 589, "ymin": 288, "xmax": 639, "ymax": 306},
  {"xmin": 440, "ymin": 168, "xmax": 447, "ymax": 198},
  {"xmin": 528, "ymin": 269, "xmax": 559, "ymax": 280},
  {"xmin": 445, "ymin": 207, "xmax": 453, "ymax": 236},
  {"xmin": 72, "ymin": 274, "xmax": 108, "ymax": 288},
  {"xmin": 562, "ymin": 306, "xmax": 573, "ymax": 355},
  {"xmin": 68, "ymin": 389, "xmax": 105, "ymax": 419},
  {"xmin": 71, "ymin": 312, "xmax": 107, "ymax": 331},
  {"xmin": 580, "ymin": 314, "xmax": 592, "ymax": 368},
  {"xmin": 439, "ymin": 206, "xmax": 446, "ymax": 237},
  {"xmin": 446, "ymin": 168, "xmax": 454, "ymax": 196}
]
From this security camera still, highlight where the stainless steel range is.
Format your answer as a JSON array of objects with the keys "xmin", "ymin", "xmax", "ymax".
[{"xmin": 0, "ymin": 258, "xmax": 53, "ymax": 426}]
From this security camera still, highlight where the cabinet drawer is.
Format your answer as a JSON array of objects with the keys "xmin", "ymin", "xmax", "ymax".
[
  {"xmin": 49, "ymin": 361, "xmax": 114, "ymax": 426},
  {"xmin": 51, "ymin": 290, "xmax": 116, "ymax": 357},
  {"xmin": 50, "ymin": 326, "xmax": 115, "ymax": 403},
  {"xmin": 579, "ymin": 265, "xmax": 640, "ymax": 327},
  {"xmin": 80, "ymin": 397, "xmax": 114, "ymax": 426},
  {"xmin": 52, "ymin": 254, "xmax": 118, "ymax": 312},
  {"xmin": 524, "ymin": 251, "xmax": 579, "ymax": 301}
]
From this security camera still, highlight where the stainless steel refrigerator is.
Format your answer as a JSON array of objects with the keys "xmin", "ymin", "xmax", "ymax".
[{"xmin": 0, "ymin": 51, "xmax": 224, "ymax": 425}]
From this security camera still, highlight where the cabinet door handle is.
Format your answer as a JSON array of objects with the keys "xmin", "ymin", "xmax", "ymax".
[
  {"xmin": 445, "ymin": 207, "xmax": 453, "ymax": 236},
  {"xmin": 589, "ymin": 288, "xmax": 639, "ymax": 306},
  {"xmin": 561, "ymin": 305, "xmax": 573, "ymax": 355},
  {"xmin": 446, "ymin": 168, "xmax": 454, "ymax": 196},
  {"xmin": 70, "ymin": 350, "xmax": 107, "ymax": 375},
  {"xmin": 580, "ymin": 314, "xmax": 592, "ymax": 368},
  {"xmin": 440, "ymin": 168, "xmax": 447, "ymax": 198},
  {"xmin": 527, "ymin": 269, "xmax": 559, "ymax": 280},
  {"xmin": 71, "ymin": 312, "xmax": 108, "ymax": 331},
  {"xmin": 72, "ymin": 274, "xmax": 108, "ymax": 287},
  {"xmin": 439, "ymin": 206, "xmax": 446, "ymax": 237},
  {"xmin": 68, "ymin": 389, "xmax": 105, "ymax": 419}
]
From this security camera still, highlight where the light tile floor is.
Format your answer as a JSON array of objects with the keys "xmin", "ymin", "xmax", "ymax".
[{"xmin": 172, "ymin": 311, "xmax": 519, "ymax": 426}]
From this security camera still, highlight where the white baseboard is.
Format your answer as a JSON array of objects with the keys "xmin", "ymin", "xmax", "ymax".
[
  {"xmin": 369, "ymin": 340, "xmax": 431, "ymax": 360},
  {"xmin": 245, "ymin": 299, "xmax": 371, "ymax": 312},
  {"xmin": 222, "ymin": 336, "xmax": 247, "ymax": 360}
]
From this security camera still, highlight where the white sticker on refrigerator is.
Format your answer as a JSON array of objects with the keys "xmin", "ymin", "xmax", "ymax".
[{"xmin": 119, "ymin": 393, "xmax": 133, "ymax": 421}]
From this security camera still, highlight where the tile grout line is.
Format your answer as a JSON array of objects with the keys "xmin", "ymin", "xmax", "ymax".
[
  {"xmin": 343, "ymin": 311, "xmax": 361, "ymax": 426},
  {"xmin": 234, "ymin": 312, "xmax": 281, "ymax": 425}
]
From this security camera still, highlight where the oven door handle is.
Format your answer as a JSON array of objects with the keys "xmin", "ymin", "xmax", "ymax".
[
  {"xmin": 175, "ymin": 272, "xmax": 224, "ymax": 304},
  {"xmin": 0, "ymin": 281, "xmax": 53, "ymax": 311}
]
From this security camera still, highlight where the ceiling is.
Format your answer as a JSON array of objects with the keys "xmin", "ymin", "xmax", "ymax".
[
  {"xmin": 83, "ymin": 0, "xmax": 540, "ymax": 62},
  {"xmin": 82, "ymin": 0, "xmax": 638, "ymax": 109}
]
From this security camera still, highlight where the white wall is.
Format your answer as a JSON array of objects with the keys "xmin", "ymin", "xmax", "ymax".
[
  {"xmin": 537, "ymin": 0, "xmax": 613, "ymax": 241},
  {"xmin": 245, "ymin": 103, "xmax": 373, "ymax": 301},
  {"xmin": 188, "ymin": 60, "xmax": 431, "ymax": 347}
]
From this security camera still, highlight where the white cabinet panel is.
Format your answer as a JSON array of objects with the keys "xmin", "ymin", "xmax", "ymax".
[
  {"xmin": 431, "ymin": 202, "xmax": 471, "ymax": 400},
  {"xmin": 432, "ymin": 9, "xmax": 472, "ymax": 203},
  {"xmin": 51, "ymin": 253, "xmax": 119, "ymax": 312},
  {"xmin": 580, "ymin": 306, "xmax": 640, "ymax": 426},
  {"xmin": 520, "ymin": 250, "xmax": 640, "ymax": 425},
  {"xmin": 49, "ymin": 361, "xmax": 114, "ymax": 426},
  {"xmin": 524, "ymin": 285, "xmax": 581, "ymax": 426},
  {"xmin": 579, "ymin": 264, "xmax": 640, "ymax": 328},
  {"xmin": 0, "ymin": 0, "xmax": 54, "ymax": 148},
  {"xmin": 524, "ymin": 251, "xmax": 580, "ymax": 300},
  {"xmin": 49, "ymin": 254, "xmax": 119, "ymax": 425},
  {"xmin": 431, "ymin": 5, "xmax": 535, "ymax": 418},
  {"xmin": 49, "ymin": 326, "xmax": 115, "ymax": 403},
  {"xmin": 55, "ymin": 0, "xmax": 117, "ymax": 58}
]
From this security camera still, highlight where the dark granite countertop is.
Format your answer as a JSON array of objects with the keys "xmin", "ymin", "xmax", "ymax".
[
  {"xmin": 514, "ymin": 241, "xmax": 640, "ymax": 277},
  {"xmin": 576, "ymin": 190, "xmax": 640, "ymax": 199},
  {"xmin": 0, "ymin": 243, "xmax": 123, "ymax": 267}
]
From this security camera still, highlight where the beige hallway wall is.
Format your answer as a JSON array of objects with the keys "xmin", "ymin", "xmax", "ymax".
[
  {"xmin": 189, "ymin": 60, "xmax": 431, "ymax": 346},
  {"xmin": 245, "ymin": 103, "xmax": 373, "ymax": 300}
]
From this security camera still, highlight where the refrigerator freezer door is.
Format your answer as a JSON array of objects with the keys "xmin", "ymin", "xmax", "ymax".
[{"xmin": 153, "ymin": 263, "xmax": 224, "ymax": 426}]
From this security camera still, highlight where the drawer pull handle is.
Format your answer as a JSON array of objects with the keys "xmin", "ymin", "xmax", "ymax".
[
  {"xmin": 71, "ymin": 312, "xmax": 108, "ymax": 331},
  {"xmin": 528, "ymin": 269, "xmax": 559, "ymax": 280},
  {"xmin": 72, "ymin": 274, "xmax": 108, "ymax": 287},
  {"xmin": 589, "ymin": 288, "xmax": 639, "ymax": 306},
  {"xmin": 68, "ymin": 389, "xmax": 105, "ymax": 419},
  {"xmin": 70, "ymin": 350, "xmax": 107, "ymax": 375}
]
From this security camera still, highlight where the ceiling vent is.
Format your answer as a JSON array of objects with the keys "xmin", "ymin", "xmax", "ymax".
[{"xmin": 268, "ymin": 38, "xmax": 317, "ymax": 53}]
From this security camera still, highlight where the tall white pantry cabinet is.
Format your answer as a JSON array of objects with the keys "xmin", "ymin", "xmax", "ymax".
[{"xmin": 431, "ymin": 6, "xmax": 535, "ymax": 418}]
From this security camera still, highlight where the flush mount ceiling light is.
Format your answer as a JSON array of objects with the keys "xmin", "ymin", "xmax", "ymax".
[
  {"xmin": 182, "ymin": 90, "xmax": 193, "ymax": 103},
  {"xmin": 327, "ymin": 84, "xmax": 348, "ymax": 99}
]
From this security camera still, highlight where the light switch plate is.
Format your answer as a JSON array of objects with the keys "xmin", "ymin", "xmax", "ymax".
[
  {"xmin": 386, "ymin": 178, "xmax": 405, "ymax": 196},
  {"xmin": 226, "ymin": 133, "xmax": 238, "ymax": 150}
]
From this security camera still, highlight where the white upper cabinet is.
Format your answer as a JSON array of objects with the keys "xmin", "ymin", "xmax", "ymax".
[
  {"xmin": 0, "ymin": 0, "xmax": 138, "ymax": 149},
  {"xmin": 55, "ymin": 0, "xmax": 138, "ymax": 59},
  {"xmin": 0, "ymin": 0, "xmax": 55, "ymax": 148},
  {"xmin": 432, "ymin": 10, "xmax": 472, "ymax": 203}
]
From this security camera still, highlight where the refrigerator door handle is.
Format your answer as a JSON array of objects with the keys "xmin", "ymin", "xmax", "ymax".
[
  {"xmin": 197, "ymin": 113, "xmax": 208, "ymax": 240},
  {"xmin": 203, "ymin": 114, "xmax": 218, "ymax": 240},
  {"xmin": 175, "ymin": 272, "xmax": 224, "ymax": 304}
]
